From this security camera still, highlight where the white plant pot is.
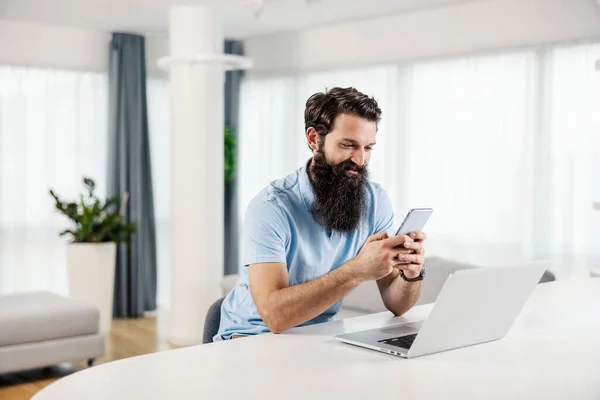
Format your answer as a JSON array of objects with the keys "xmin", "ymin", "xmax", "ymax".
[{"xmin": 67, "ymin": 242, "xmax": 117, "ymax": 333}]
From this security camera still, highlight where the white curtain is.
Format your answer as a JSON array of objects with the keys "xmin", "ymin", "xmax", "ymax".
[
  {"xmin": 397, "ymin": 52, "xmax": 538, "ymax": 265},
  {"xmin": 541, "ymin": 42, "xmax": 600, "ymax": 273},
  {"xmin": 147, "ymin": 77, "xmax": 170, "ymax": 307},
  {"xmin": 238, "ymin": 42, "xmax": 600, "ymax": 276},
  {"xmin": 0, "ymin": 66, "xmax": 108, "ymax": 295},
  {"xmin": 237, "ymin": 77, "xmax": 298, "ymax": 221}
]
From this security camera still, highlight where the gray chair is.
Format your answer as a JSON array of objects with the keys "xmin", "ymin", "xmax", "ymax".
[{"xmin": 202, "ymin": 297, "xmax": 225, "ymax": 344}]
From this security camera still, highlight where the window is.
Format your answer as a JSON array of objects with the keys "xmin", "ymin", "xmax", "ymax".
[
  {"xmin": 397, "ymin": 52, "xmax": 538, "ymax": 264},
  {"xmin": 237, "ymin": 42, "xmax": 600, "ymax": 276},
  {"xmin": 542, "ymin": 43, "xmax": 600, "ymax": 271},
  {"xmin": 0, "ymin": 66, "xmax": 107, "ymax": 295}
]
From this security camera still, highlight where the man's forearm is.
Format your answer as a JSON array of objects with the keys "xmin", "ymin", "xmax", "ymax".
[
  {"xmin": 260, "ymin": 261, "xmax": 362, "ymax": 333},
  {"xmin": 377, "ymin": 270, "xmax": 421, "ymax": 316}
]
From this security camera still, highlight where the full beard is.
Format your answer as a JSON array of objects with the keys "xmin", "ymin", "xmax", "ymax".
[{"xmin": 308, "ymin": 149, "xmax": 369, "ymax": 233}]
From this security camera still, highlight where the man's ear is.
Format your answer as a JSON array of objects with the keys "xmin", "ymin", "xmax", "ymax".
[{"xmin": 306, "ymin": 127, "xmax": 320, "ymax": 152}]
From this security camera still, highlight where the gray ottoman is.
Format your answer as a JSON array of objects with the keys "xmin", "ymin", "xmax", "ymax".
[{"xmin": 0, "ymin": 291, "xmax": 105, "ymax": 374}]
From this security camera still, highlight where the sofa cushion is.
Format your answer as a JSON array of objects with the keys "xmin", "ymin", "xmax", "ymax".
[{"xmin": 0, "ymin": 292, "xmax": 99, "ymax": 346}]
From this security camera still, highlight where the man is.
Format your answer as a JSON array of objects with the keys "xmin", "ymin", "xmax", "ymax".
[{"xmin": 214, "ymin": 87, "xmax": 426, "ymax": 341}]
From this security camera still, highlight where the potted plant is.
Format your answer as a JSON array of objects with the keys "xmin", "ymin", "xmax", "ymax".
[{"xmin": 49, "ymin": 177, "xmax": 136, "ymax": 333}]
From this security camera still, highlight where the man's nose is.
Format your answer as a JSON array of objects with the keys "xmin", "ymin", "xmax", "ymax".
[{"xmin": 352, "ymin": 149, "xmax": 367, "ymax": 167}]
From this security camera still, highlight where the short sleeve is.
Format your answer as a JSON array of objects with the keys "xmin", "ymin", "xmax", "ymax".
[
  {"xmin": 243, "ymin": 197, "xmax": 289, "ymax": 266},
  {"xmin": 373, "ymin": 185, "xmax": 395, "ymax": 237}
]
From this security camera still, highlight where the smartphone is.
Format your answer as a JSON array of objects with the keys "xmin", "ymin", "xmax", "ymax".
[{"xmin": 395, "ymin": 208, "xmax": 433, "ymax": 236}]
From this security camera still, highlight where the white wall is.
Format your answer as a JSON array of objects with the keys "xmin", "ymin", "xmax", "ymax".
[
  {"xmin": 246, "ymin": 0, "xmax": 600, "ymax": 75},
  {"xmin": 0, "ymin": 21, "xmax": 109, "ymax": 71},
  {"xmin": 5, "ymin": 0, "xmax": 600, "ymax": 76},
  {"xmin": 0, "ymin": 20, "xmax": 168, "ymax": 76}
]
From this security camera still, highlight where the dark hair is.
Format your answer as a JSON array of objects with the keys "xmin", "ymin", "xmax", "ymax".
[{"xmin": 304, "ymin": 87, "xmax": 382, "ymax": 140}]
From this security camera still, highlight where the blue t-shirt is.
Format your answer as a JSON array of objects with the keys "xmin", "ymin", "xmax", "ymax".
[{"xmin": 214, "ymin": 165, "xmax": 395, "ymax": 341}]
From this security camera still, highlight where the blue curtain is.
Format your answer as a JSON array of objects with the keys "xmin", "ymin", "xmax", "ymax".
[
  {"xmin": 224, "ymin": 40, "xmax": 245, "ymax": 276},
  {"xmin": 108, "ymin": 33, "xmax": 157, "ymax": 317}
]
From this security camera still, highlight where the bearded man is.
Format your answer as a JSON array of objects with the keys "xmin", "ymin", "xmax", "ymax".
[{"xmin": 214, "ymin": 87, "xmax": 427, "ymax": 341}]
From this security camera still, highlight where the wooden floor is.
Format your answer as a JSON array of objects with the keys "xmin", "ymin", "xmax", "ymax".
[{"xmin": 0, "ymin": 314, "xmax": 172, "ymax": 400}]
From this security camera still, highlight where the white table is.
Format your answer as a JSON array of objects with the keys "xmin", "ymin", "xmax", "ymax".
[{"xmin": 34, "ymin": 279, "xmax": 600, "ymax": 399}]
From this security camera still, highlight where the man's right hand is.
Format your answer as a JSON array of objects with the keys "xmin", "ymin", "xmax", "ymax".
[{"xmin": 348, "ymin": 231, "xmax": 414, "ymax": 282}]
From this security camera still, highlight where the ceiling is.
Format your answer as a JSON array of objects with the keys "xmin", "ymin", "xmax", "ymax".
[{"xmin": 0, "ymin": 0, "xmax": 482, "ymax": 39}]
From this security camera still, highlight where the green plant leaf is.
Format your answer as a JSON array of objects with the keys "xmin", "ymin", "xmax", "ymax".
[
  {"xmin": 59, "ymin": 229, "xmax": 76, "ymax": 239},
  {"xmin": 101, "ymin": 198, "xmax": 120, "ymax": 212},
  {"xmin": 49, "ymin": 177, "xmax": 137, "ymax": 243},
  {"xmin": 224, "ymin": 125, "xmax": 236, "ymax": 183},
  {"xmin": 83, "ymin": 177, "xmax": 96, "ymax": 198}
]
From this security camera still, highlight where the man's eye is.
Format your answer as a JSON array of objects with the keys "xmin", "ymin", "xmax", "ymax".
[
  {"xmin": 365, "ymin": 147, "xmax": 373, "ymax": 152},
  {"xmin": 342, "ymin": 144, "xmax": 354, "ymax": 148}
]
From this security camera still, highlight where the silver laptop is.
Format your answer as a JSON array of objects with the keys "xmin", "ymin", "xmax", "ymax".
[{"xmin": 335, "ymin": 261, "xmax": 548, "ymax": 358}]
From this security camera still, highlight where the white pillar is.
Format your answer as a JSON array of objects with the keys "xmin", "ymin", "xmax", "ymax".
[{"xmin": 167, "ymin": 5, "xmax": 225, "ymax": 346}]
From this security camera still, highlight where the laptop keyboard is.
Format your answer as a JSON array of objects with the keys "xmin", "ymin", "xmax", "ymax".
[{"xmin": 379, "ymin": 333, "xmax": 418, "ymax": 349}]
